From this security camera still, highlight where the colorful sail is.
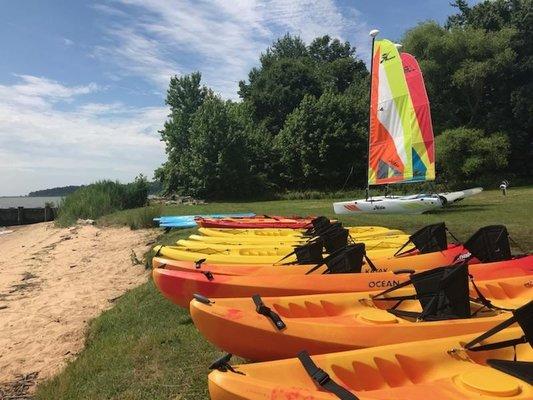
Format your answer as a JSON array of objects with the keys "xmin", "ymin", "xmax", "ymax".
[
  {"xmin": 368, "ymin": 40, "xmax": 434, "ymax": 185},
  {"xmin": 401, "ymin": 53, "xmax": 435, "ymax": 182}
]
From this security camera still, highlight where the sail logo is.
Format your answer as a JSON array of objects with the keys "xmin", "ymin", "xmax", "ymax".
[{"xmin": 380, "ymin": 52, "xmax": 395, "ymax": 63}]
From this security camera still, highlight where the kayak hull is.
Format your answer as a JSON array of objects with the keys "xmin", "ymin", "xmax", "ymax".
[
  {"xmin": 208, "ymin": 327, "xmax": 532, "ymax": 400},
  {"xmin": 333, "ymin": 195, "xmax": 442, "ymax": 215},
  {"xmin": 153, "ymin": 255, "xmax": 532, "ymax": 308},
  {"xmin": 152, "ymin": 244, "xmax": 470, "ymax": 275},
  {"xmin": 191, "ymin": 275, "xmax": 532, "ymax": 361}
]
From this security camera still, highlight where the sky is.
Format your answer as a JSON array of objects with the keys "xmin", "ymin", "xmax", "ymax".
[{"xmin": 0, "ymin": 0, "xmax": 479, "ymax": 196}]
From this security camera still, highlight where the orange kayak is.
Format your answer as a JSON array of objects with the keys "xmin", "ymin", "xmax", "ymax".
[
  {"xmin": 153, "ymin": 255, "xmax": 533, "ymax": 308},
  {"xmin": 190, "ymin": 273, "xmax": 532, "ymax": 360},
  {"xmin": 208, "ymin": 320, "xmax": 532, "ymax": 399},
  {"xmin": 196, "ymin": 216, "xmax": 316, "ymax": 229}
]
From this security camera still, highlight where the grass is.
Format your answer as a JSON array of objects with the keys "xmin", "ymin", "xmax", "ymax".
[
  {"xmin": 56, "ymin": 180, "xmax": 148, "ymax": 227},
  {"xmin": 35, "ymin": 187, "xmax": 533, "ymax": 399}
]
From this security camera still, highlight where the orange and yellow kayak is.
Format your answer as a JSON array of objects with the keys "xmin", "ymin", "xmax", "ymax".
[
  {"xmin": 208, "ymin": 325, "xmax": 532, "ymax": 399},
  {"xmin": 152, "ymin": 256, "xmax": 533, "ymax": 308},
  {"xmin": 190, "ymin": 275, "xmax": 532, "ymax": 360},
  {"xmin": 152, "ymin": 244, "xmax": 471, "ymax": 275}
]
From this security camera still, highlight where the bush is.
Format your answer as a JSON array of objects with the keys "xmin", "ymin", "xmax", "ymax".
[
  {"xmin": 436, "ymin": 127, "xmax": 510, "ymax": 187},
  {"xmin": 56, "ymin": 177, "xmax": 148, "ymax": 226}
]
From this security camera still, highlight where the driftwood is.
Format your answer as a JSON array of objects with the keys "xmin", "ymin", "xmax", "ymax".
[{"xmin": 0, "ymin": 371, "xmax": 38, "ymax": 399}]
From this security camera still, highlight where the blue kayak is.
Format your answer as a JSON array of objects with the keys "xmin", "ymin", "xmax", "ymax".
[{"xmin": 154, "ymin": 213, "xmax": 255, "ymax": 228}]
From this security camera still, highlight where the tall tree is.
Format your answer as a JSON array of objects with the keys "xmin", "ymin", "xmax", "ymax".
[
  {"xmin": 239, "ymin": 34, "xmax": 367, "ymax": 135},
  {"xmin": 275, "ymin": 88, "xmax": 368, "ymax": 190},
  {"xmin": 178, "ymin": 96, "xmax": 268, "ymax": 199},
  {"xmin": 155, "ymin": 72, "xmax": 210, "ymax": 193}
]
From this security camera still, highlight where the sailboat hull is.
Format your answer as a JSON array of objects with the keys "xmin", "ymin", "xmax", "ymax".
[{"xmin": 333, "ymin": 195, "xmax": 442, "ymax": 215}]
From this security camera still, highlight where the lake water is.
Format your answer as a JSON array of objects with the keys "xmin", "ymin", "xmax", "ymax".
[{"xmin": 0, "ymin": 196, "xmax": 63, "ymax": 208}]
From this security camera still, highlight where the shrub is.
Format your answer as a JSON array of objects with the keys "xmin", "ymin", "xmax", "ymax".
[
  {"xmin": 56, "ymin": 177, "xmax": 148, "ymax": 226},
  {"xmin": 436, "ymin": 127, "xmax": 510, "ymax": 187}
]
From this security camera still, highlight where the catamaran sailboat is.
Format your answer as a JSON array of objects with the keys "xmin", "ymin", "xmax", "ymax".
[{"xmin": 333, "ymin": 33, "xmax": 480, "ymax": 215}]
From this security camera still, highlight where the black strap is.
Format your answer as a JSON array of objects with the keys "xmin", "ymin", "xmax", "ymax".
[
  {"xmin": 447, "ymin": 227, "xmax": 460, "ymax": 243},
  {"xmin": 202, "ymin": 271, "xmax": 214, "ymax": 281},
  {"xmin": 297, "ymin": 351, "xmax": 358, "ymax": 400},
  {"xmin": 508, "ymin": 235, "xmax": 528, "ymax": 255},
  {"xmin": 209, "ymin": 353, "xmax": 244, "ymax": 375},
  {"xmin": 464, "ymin": 313, "xmax": 524, "ymax": 353},
  {"xmin": 305, "ymin": 246, "xmax": 348, "ymax": 275},
  {"xmin": 468, "ymin": 274, "xmax": 514, "ymax": 313},
  {"xmin": 364, "ymin": 254, "xmax": 378, "ymax": 272},
  {"xmin": 274, "ymin": 238, "xmax": 320, "ymax": 265},
  {"xmin": 252, "ymin": 295, "xmax": 286, "ymax": 330},
  {"xmin": 393, "ymin": 238, "xmax": 416, "ymax": 257}
]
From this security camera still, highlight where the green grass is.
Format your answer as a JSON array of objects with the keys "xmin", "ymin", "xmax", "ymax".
[
  {"xmin": 35, "ymin": 187, "xmax": 533, "ymax": 399},
  {"xmin": 56, "ymin": 180, "xmax": 148, "ymax": 227}
]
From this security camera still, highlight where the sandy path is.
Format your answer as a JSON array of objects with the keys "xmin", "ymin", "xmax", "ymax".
[{"xmin": 0, "ymin": 222, "xmax": 158, "ymax": 389}]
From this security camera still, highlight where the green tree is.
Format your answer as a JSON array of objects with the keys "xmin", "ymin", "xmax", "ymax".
[
  {"xmin": 275, "ymin": 89, "xmax": 368, "ymax": 190},
  {"xmin": 239, "ymin": 34, "xmax": 367, "ymax": 135},
  {"xmin": 155, "ymin": 72, "xmax": 210, "ymax": 193},
  {"xmin": 178, "ymin": 96, "xmax": 268, "ymax": 199},
  {"xmin": 436, "ymin": 127, "xmax": 510, "ymax": 187},
  {"xmin": 404, "ymin": 0, "xmax": 532, "ymax": 181}
]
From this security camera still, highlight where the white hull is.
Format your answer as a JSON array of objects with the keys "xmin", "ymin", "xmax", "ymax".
[
  {"xmin": 333, "ymin": 187, "xmax": 483, "ymax": 215},
  {"xmin": 438, "ymin": 187, "xmax": 483, "ymax": 204},
  {"xmin": 333, "ymin": 195, "xmax": 442, "ymax": 215}
]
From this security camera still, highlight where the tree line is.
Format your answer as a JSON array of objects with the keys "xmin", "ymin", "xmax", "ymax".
[{"xmin": 155, "ymin": 0, "xmax": 532, "ymax": 199}]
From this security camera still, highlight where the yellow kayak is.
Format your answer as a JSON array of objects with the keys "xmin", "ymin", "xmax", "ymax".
[
  {"xmin": 208, "ymin": 322, "xmax": 532, "ymax": 399},
  {"xmin": 187, "ymin": 231, "xmax": 408, "ymax": 245},
  {"xmin": 199, "ymin": 226, "xmax": 405, "ymax": 238},
  {"xmin": 154, "ymin": 244, "xmax": 402, "ymax": 264},
  {"xmin": 177, "ymin": 235, "xmax": 410, "ymax": 251}
]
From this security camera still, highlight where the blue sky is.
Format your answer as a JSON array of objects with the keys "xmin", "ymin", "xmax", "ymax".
[{"xmin": 0, "ymin": 0, "xmax": 479, "ymax": 196}]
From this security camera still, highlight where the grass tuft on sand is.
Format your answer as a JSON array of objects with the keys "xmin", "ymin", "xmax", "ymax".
[{"xmin": 35, "ymin": 187, "xmax": 532, "ymax": 399}]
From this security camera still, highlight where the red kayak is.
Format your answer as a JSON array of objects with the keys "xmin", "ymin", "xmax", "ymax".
[
  {"xmin": 152, "ymin": 255, "xmax": 533, "ymax": 308},
  {"xmin": 196, "ymin": 216, "xmax": 315, "ymax": 229}
]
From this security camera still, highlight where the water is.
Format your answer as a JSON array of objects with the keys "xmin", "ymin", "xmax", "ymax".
[{"xmin": 0, "ymin": 196, "xmax": 63, "ymax": 208}]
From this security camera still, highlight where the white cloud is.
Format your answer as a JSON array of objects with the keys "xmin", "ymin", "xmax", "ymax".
[
  {"xmin": 93, "ymin": 0, "xmax": 370, "ymax": 98},
  {"xmin": 0, "ymin": 75, "xmax": 166, "ymax": 195},
  {"xmin": 62, "ymin": 37, "xmax": 74, "ymax": 46}
]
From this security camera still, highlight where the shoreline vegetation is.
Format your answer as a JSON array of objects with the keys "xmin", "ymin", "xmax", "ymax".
[{"xmin": 31, "ymin": 187, "xmax": 532, "ymax": 399}]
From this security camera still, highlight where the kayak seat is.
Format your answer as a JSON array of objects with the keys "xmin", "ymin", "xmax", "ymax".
[{"xmin": 464, "ymin": 225, "xmax": 512, "ymax": 262}]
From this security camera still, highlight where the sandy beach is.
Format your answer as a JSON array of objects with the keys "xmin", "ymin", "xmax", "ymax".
[{"xmin": 0, "ymin": 222, "xmax": 158, "ymax": 392}]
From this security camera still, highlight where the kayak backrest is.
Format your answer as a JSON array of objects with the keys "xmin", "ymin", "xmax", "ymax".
[
  {"xmin": 314, "ymin": 221, "xmax": 343, "ymax": 237},
  {"xmin": 322, "ymin": 228, "xmax": 350, "ymax": 253},
  {"xmin": 514, "ymin": 301, "xmax": 533, "ymax": 347},
  {"xmin": 410, "ymin": 222, "xmax": 448, "ymax": 253},
  {"xmin": 394, "ymin": 222, "xmax": 448, "ymax": 257},
  {"xmin": 464, "ymin": 225, "xmax": 512, "ymax": 262},
  {"xmin": 410, "ymin": 264, "xmax": 471, "ymax": 320},
  {"xmin": 373, "ymin": 264, "xmax": 471, "ymax": 321},
  {"xmin": 325, "ymin": 243, "xmax": 365, "ymax": 274},
  {"xmin": 294, "ymin": 241, "xmax": 324, "ymax": 264},
  {"xmin": 310, "ymin": 216, "xmax": 330, "ymax": 231}
]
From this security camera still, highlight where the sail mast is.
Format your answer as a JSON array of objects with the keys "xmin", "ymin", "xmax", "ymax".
[{"xmin": 365, "ymin": 29, "xmax": 379, "ymax": 200}]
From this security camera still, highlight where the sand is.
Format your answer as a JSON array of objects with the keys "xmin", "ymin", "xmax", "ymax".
[{"xmin": 0, "ymin": 222, "xmax": 158, "ymax": 389}]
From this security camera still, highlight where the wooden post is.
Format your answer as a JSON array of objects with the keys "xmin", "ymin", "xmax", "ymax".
[
  {"xmin": 44, "ymin": 205, "xmax": 51, "ymax": 221},
  {"xmin": 17, "ymin": 206, "xmax": 24, "ymax": 225}
]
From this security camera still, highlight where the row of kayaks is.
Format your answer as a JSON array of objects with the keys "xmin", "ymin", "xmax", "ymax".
[{"xmin": 151, "ymin": 216, "xmax": 532, "ymax": 399}]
